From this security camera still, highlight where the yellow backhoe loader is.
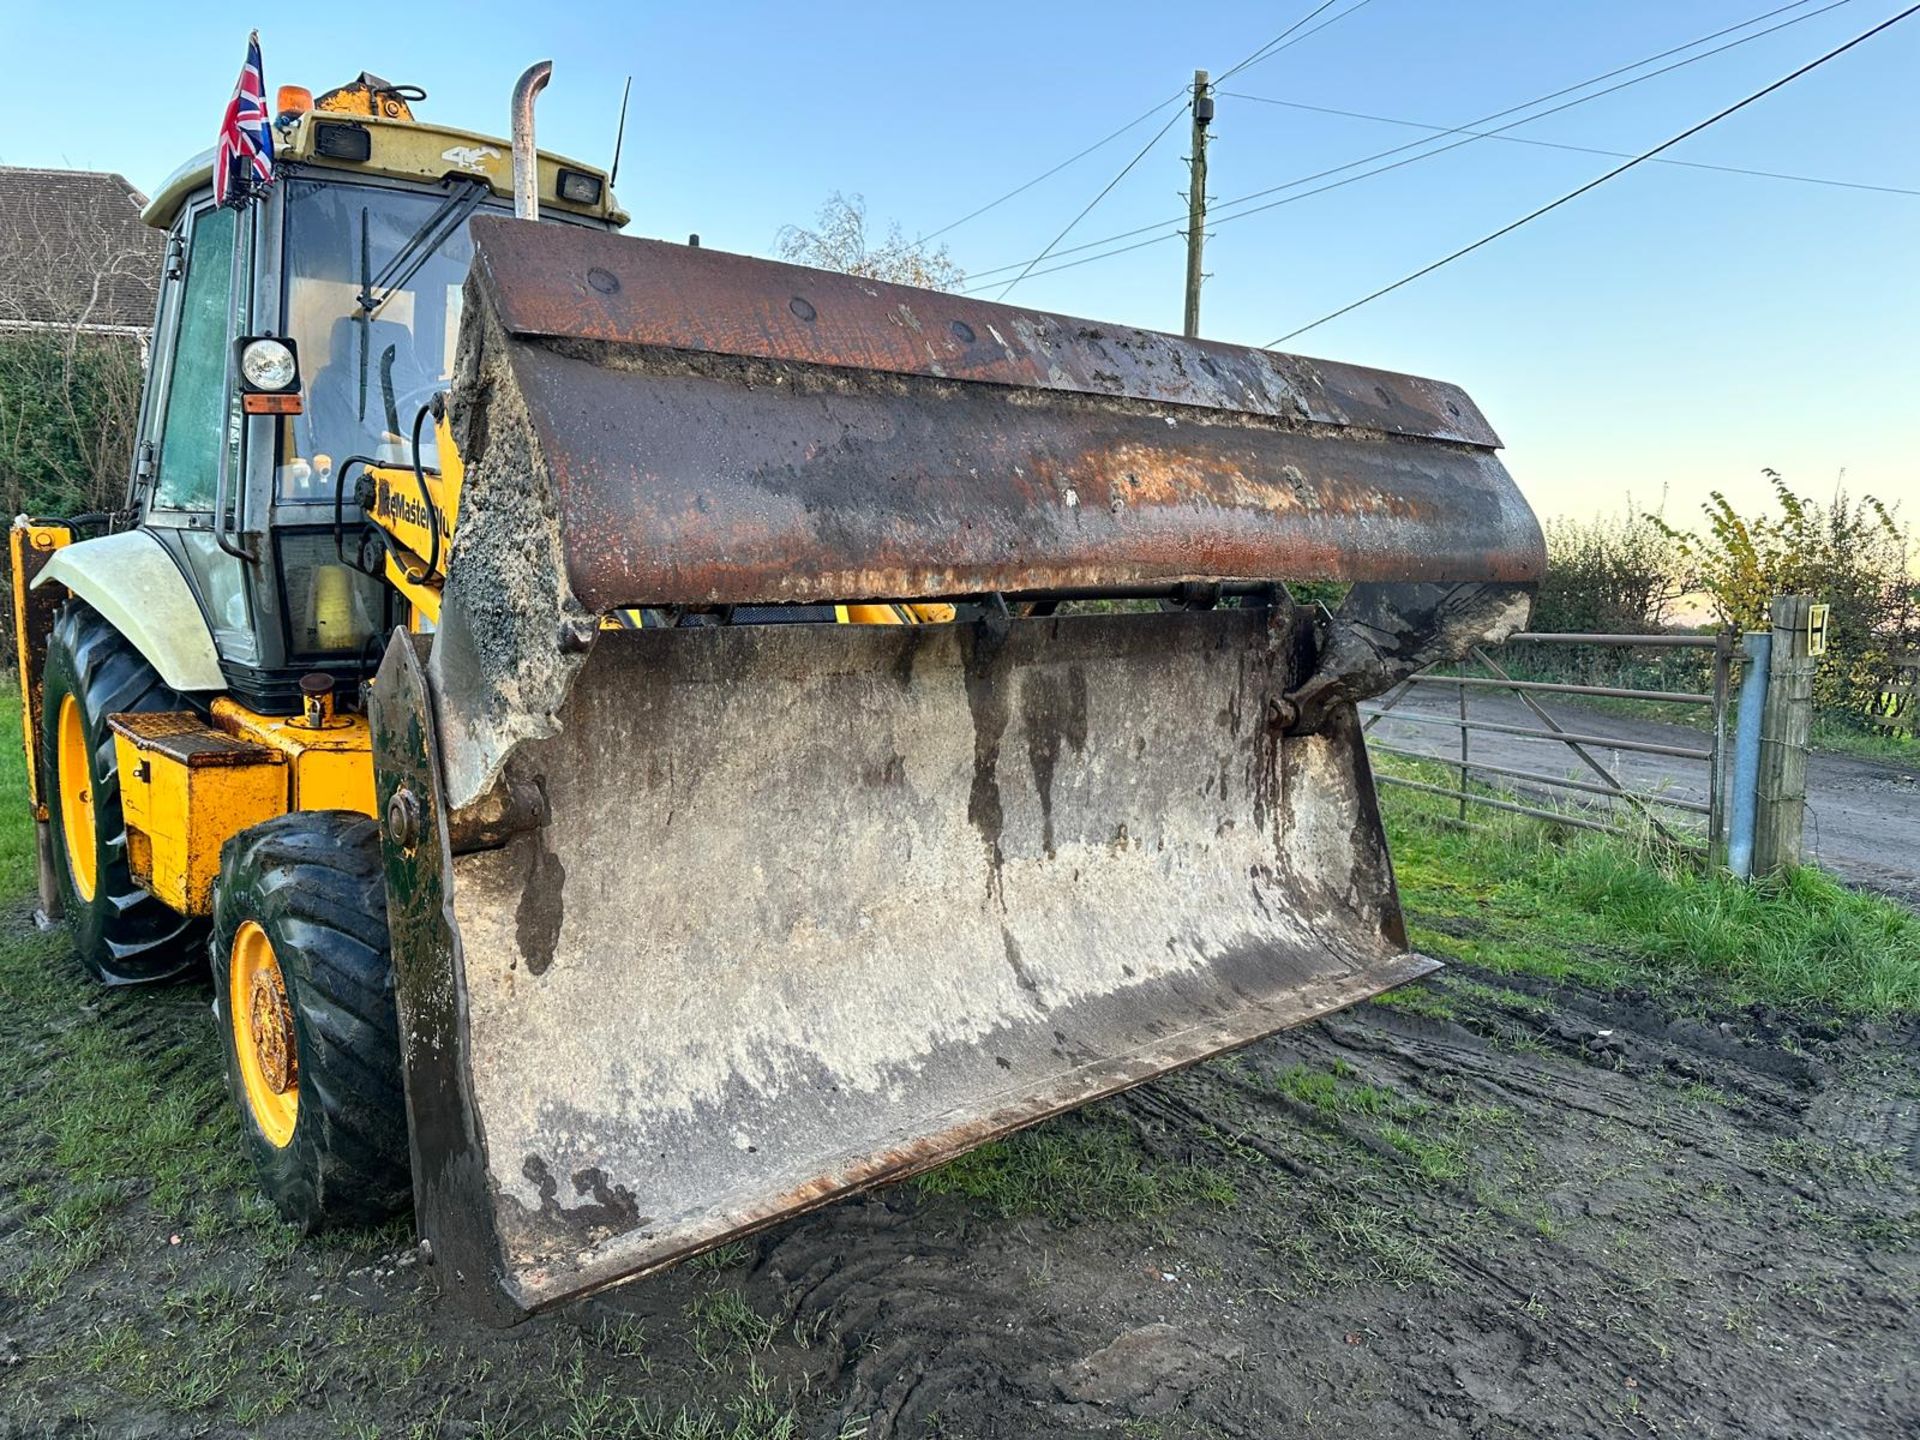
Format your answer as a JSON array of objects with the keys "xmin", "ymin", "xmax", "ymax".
[{"xmin": 10, "ymin": 63, "xmax": 1542, "ymax": 1321}]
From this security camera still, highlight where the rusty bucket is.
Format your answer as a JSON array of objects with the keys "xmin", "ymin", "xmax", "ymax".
[{"xmin": 368, "ymin": 219, "xmax": 1539, "ymax": 1319}]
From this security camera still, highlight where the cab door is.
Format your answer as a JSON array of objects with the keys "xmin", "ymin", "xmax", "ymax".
[{"xmin": 138, "ymin": 198, "xmax": 256, "ymax": 668}]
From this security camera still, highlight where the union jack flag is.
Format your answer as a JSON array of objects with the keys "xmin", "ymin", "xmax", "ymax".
[{"xmin": 214, "ymin": 31, "xmax": 274, "ymax": 207}]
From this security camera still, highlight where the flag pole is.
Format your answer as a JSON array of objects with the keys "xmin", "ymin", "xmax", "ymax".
[
  {"xmin": 211, "ymin": 183, "xmax": 256, "ymax": 559},
  {"xmin": 211, "ymin": 29, "xmax": 268, "ymax": 560}
]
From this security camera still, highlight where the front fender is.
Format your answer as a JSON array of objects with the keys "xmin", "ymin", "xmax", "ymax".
[{"xmin": 33, "ymin": 531, "xmax": 225, "ymax": 693}]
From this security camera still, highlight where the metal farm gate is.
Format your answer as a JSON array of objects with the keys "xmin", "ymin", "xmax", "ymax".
[{"xmin": 1361, "ymin": 630, "xmax": 1738, "ymax": 859}]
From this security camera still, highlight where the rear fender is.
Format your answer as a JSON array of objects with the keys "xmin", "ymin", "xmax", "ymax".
[{"xmin": 11, "ymin": 519, "xmax": 74, "ymax": 816}]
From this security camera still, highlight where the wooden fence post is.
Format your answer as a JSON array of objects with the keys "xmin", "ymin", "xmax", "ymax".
[{"xmin": 1754, "ymin": 594, "xmax": 1817, "ymax": 875}]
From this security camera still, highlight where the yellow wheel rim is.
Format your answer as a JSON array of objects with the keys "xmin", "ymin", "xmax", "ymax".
[
  {"xmin": 55, "ymin": 693, "xmax": 98, "ymax": 903},
  {"xmin": 230, "ymin": 920, "xmax": 299, "ymax": 1148}
]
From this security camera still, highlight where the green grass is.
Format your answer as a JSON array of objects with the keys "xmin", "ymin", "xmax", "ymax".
[
  {"xmin": 1263, "ymin": 1057, "xmax": 1516, "ymax": 1190},
  {"xmin": 0, "ymin": 922, "xmax": 281, "ymax": 1307},
  {"xmin": 1378, "ymin": 1124, "xmax": 1469, "ymax": 1183},
  {"xmin": 0, "ymin": 697, "xmax": 35, "ymax": 892},
  {"xmin": 1367, "ymin": 984, "xmax": 1459, "ymax": 1023},
  {"xmin": 0, "ymin": 679, "xmax": 291, "ymax": 1308},
  {"xmin": 1379, "ymin": 755, "xmax": 1920, "ymax": 1016},
  {"xmin": 1810, "ymin": 715, "xmax": 1920, "ymax": 764},
  {"xmin": 479, "ymin": 1352, "xmax": 822, "ymax": 1440},
  {"xmin": 1304, "ymin": 1199, "xmax": 1447, "ymax": 1287},
  {"xmin": 913, "ymin": 1112, "xmax": 1236, "ymax": 1221},
  {"xmin": 684, "ymin": 1290, "xmax": 777, "ymax": 1370},
  {"xmin": 686, "ymin": 1239, "xmax": 753, "ymax": 1272},
  {"xmin": 1267, "ymin": 1060, "xmax": 1424, "ymax": 1121},
  {"xmin": 1763, "ymin": 1138, "xmax": 1899, "ymax": 1186}
]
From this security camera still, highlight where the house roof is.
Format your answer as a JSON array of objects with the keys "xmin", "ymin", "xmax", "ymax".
[{"xmin": 0, "ymin": 167, "xmax": 167, "ymax": 332}]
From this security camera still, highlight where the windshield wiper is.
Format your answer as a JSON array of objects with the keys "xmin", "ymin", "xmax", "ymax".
[
  {"xmin": 353, "ymin": 176, "xmax": 494, "ymax": 425},
  {"xmin": 356, "ymin": 175, "xmax": 492, "ymax": 319}
]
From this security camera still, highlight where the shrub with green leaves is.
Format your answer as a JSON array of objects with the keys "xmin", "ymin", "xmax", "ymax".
[
  {"xmin": 1651, "ymin": 472, "xmax": 1917, "ymax": 727},
  {"xmin": 1503, "ymin": 508, "xmax": 1700, "ymax": 693},
  {"xmin": 0, "ymin": 330, "xmax": 142, "ymax": 521}
]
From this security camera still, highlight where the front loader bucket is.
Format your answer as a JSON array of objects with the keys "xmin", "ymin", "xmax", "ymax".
[
  {"xmin": 372, "ymin": 608, "xmax": 1431, "ymax": 1319},
  {"xmin": 368, "ymin": 218, "xmax": 1540, "ymax": 1319}
]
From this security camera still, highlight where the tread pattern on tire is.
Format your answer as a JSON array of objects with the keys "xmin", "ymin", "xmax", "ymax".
[
  {"xmin": 42, "ymin": 601, "xmax": 199, "ymax": 982},
  {"xmin": 213, "ymin": 811, "xmax": 411, "ymax": 1230}
]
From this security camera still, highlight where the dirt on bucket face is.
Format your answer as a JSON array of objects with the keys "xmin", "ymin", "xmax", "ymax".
[{"xmin": 2, "ymin": 887, "xmax": 1915, "ymax": 1439}]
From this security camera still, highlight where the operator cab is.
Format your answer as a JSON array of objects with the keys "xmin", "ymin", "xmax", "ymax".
[{"xmin": 133, "ymin": 72, "xmax": 624, "ymax": 712}]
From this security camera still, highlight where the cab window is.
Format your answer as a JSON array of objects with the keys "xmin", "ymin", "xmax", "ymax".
[
  {"xmin": 153, "ymin": 205, "xmax": 238, "ymax": 511},
  {"xmin": 277, "ymin": 178, "xmax": 477, "ymax": 500}
]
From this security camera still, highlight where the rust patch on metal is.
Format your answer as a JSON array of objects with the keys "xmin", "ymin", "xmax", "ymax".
[
  {"xmin": 467, "ymin": 217, "xmax": 1500, "ymax": 447},
  {"xmin": 452, "ymin": 220, "xmax": 1544, "ymax": 614},
  {"xmin": 248, "ymin": 963, "xmax": 297, "ymax": 1094},
  {"xmin": 478, "ymin": 341, "xmax": 1542, "ymax": 610},
  {"xmin": 109, "ymin": 711, "xmax": 284, "ymax": 769}
]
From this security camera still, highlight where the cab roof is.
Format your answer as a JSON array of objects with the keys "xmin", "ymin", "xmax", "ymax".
[{"xmin": 142, "ymin": 112, "xmax": 626, "ymax": 230}]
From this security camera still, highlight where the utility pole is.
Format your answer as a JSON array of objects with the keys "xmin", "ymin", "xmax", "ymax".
[{"xmin": 1183, "ymin": 69, "xmax": 1212, "ymax": 338}]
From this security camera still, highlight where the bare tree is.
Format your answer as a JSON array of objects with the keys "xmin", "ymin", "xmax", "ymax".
[{"xmin": 775, "ymin": 192, "xmax": 965, "ymax": 292}]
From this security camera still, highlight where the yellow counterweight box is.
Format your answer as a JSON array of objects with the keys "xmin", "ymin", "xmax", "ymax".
[{"xmin": 109, "ymin": 713, "xmax": 289, "ymax": 915}]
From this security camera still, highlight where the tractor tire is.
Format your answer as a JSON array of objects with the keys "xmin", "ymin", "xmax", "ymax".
[
  {"xmin": 212, "ymin": 811, "xmax": 411, "ymax": 1231},
  {"xmin": 40, "ymin": 601, "xmax": 201, "ymax": 983}
]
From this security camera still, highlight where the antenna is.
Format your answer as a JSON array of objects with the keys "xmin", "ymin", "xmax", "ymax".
[{"xmin": 609, "ymin": 76, "xmax": 632, "ymax": 188}]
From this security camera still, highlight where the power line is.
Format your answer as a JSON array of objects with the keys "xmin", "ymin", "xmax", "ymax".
[
  {"xmin": 906, "ymin": 0, "xmax": 1359, "ymax": 255},
  {"xmin": 1208, "ymin": 0, "xmax": 1844, "ymax": 218},
  {"xmin": 932, "ymin": 1, "xmax": 1379, "ymax": 278},
  {"xmin": 1267, "ymin": 3, "xmax": 1920, "ymax": 346},
  {"xmin": 1221, "ymin": 92, "xmax": 1920, "ymax": 197},
  {"xmin": 1236, "ymin": 0, "xmax": 1382, "ymax": 80},
  {"xmin": 962, "ymin": 0, "xmax": 1844, "ymax": 281},
  {"xmin": 914, "ymin": 0, "xmax": 1370, "ymax": 252},
  {"xmin": 1210, "ymin": 3, "xmax": 1858, "ymax": 235},
  {"xmin": 1217, "ymin": 0, "xmax": 1343, "ymax": 81},
  {"xmin": 1192, "ymin": 0, "xmax": 1857, "ymax": 234},
  {"xmin": 1216, "ymin": 0, "xmax": 1374, "ymax": 83},
  {"xmin": 910, "ymin": 91, "xmax": 1186, "ymax": 248},
  {"xmin": 960, "ymin": 231, "xmax": 1184, "ymax": 296},
  {"xmin": 992, "ymin": 107, "xmax": 1187, "ymax": 299},
  {"xmin": 959, "ymin": 0, "xmax": 1847, "ymax": 284}
]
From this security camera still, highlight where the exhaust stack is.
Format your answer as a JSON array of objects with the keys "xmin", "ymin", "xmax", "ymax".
[{"xmin": 510, "ymin": 61, "xmax": 552, "ymax": 221}]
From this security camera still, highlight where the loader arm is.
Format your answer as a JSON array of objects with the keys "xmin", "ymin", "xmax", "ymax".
[{"xmin": 365, "ymin": 217, "xmax": 1543, "ymax": 1320}]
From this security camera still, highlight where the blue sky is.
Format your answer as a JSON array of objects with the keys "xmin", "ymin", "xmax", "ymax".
[{"xmin": 1, "ymin": 1, "xmax": 1913, "ymax": 522}]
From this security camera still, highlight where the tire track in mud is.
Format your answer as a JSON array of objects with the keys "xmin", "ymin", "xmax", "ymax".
[
  {"xmin": 758, "ymin": 1202, "xmax": 1081, "ymax": 1436},
  {"xmin": 1116, "ymin": 1063, "xmax": 1676, "ymax": 1438},
  {"xmin": 0, "ymin": 949, "xmax": 218, "ymax": 1259},
  {"xmin": 707, "ymin": 966, "xmax": 1919, "ymax": 1439},
  {"xmin": 6, "ymin": 909, "xmax": 1915, "ymax": 1438},
  {"xmin": 1200, "ymin": 982, "xmax": 1913, "ymax": 1437}
]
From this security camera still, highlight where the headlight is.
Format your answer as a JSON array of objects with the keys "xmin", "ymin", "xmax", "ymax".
[
  {"xmin": 556, "ymin": 168, "xmax": 603, "ymax": 206},
  {"xmin": 241, "ymin": 338, "xmax": 299, "ymax": 391}
]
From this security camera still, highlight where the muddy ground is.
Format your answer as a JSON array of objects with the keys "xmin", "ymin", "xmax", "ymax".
[{"xmin": 2, "ymin": 891, "xmax": 1915, "ymax": 1439}]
